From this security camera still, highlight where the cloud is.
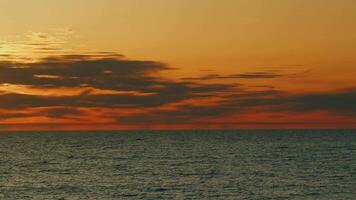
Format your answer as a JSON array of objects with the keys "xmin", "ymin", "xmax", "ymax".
[
  {"xmin": 0, "ymin": 39, "xmax": 354, "ymax": 127},
  {"xmin": 0, "ymin": 107, "xmax": 84, "ymax": 120},
  {"xmin": 0, "ymin": 30, "xmax": 75, "ymax": 59},
  {"xmin": 44, "ymin": 107, "xmax": 85, "ymax": 119},
  {"xmin": 181, "ymin": 71, "xmax": 296, "ymax": 81},
  {"xmin": 0, "ymin": 51, "xmax": 355, "ymax": 127},
  {"xmin": 182, "ymin": 68, "xmax": 312, "ymax": 81},
  {"xmin": 220, "ymin": 88, "xmax": 356, "ymax": 116},
  {"xmin": 274, "ymin": 89, "xmax": 356, "ymax": 115},
  {"xmin": 0, "ymin": 112, "xmax": 34, "ymax": 120},
  {"xmin": 0, "ymin": 86, "xmax": 233, "ymax": 110},
  {"xmin": 117, "ymin": 88, "xmax": 356, "ymax": 126},
  {"xmin": 0, "ymin": 54, "xmax": 237, "ymax": 119},
  {"xmin": 0, "ymin": 54, "xmax": 172, "ymax": 91}
]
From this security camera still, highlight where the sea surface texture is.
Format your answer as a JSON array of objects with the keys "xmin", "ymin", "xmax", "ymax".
[{"xmin": 0, "ymin": 130, "xmax": 355, "ymax": 199}]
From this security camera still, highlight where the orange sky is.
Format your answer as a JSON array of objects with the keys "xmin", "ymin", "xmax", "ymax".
[{"xmin": 0, "ymin": 0, "xmax": 356, "ymax": 130}]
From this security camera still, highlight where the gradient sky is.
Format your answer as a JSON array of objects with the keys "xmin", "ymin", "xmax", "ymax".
[{"xmin": 0, "ymin": 0, "xmax": 356, "ymax": 130}]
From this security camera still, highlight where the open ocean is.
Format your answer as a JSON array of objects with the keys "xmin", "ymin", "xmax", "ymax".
[{"xmin": 0, "ymin": 130, "xmax": 355, "ymax": 199}]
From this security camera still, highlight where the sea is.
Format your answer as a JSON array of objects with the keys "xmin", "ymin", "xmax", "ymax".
[{"xmin": 0, "ymin": 130, "xmax": 355, "ymax": 199}]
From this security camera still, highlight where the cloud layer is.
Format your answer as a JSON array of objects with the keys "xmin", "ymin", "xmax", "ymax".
[{"xmin": 0, "ymin": 51, "xmax": 355, "ymax": 129}]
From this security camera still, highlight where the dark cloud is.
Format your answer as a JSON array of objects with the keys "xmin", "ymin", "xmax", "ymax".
[
  {"xmin": 279, "ymin": 89, "xmax": 356, "ymax": 115},
  {"xmin": 0, "ymin": 107, "xmax": 84, "ymax": 120},
  {"xmin": 117, "ymin": 89, "xmax": 356, "ymax": 125},
  {"xmin": 182, "ymin": 69, "xmax": 311, "ymax": 81},
  {"xmin": 116, "ymin": 90, "xmax": 280, "ymax": 125},
  {"xmin": 220, "ymin": 88, "xmax": 356, "ymax": 116},
  {"xmin": 181, "ymin": 72, "xmax": 286, "ymax": 81},
  {"xmin": 44, "ymin": 107, "xmax": 85, "ymax": 119},
  {"xmin": 0, "ymin": 54, "xmax": 236, "ymax": 114},
  {"xmin": 0, "ymin": 112, "xmax": 35, "ymax": 120},
  {"xmin": 0, "ymin": 53, "xmax": 354, "ymax": 126},
  {"xmin": 0, "ymin": 55, "xmax": 171, "ymax": 90}
]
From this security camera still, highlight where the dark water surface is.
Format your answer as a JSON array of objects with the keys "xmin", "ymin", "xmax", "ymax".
[{"xmin": 0, "ymin": 130, "xmax": 355, "ymax": 199}]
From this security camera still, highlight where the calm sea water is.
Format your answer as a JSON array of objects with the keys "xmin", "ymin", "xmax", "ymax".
[{"xmin": 0, "ymin": 130, "xmax": 355, "ymax": 199}]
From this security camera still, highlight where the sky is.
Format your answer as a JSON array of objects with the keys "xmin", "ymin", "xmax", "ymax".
[{"xmin": 0, "ymin": 0, "xmax": 356, "ymax": 130}]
